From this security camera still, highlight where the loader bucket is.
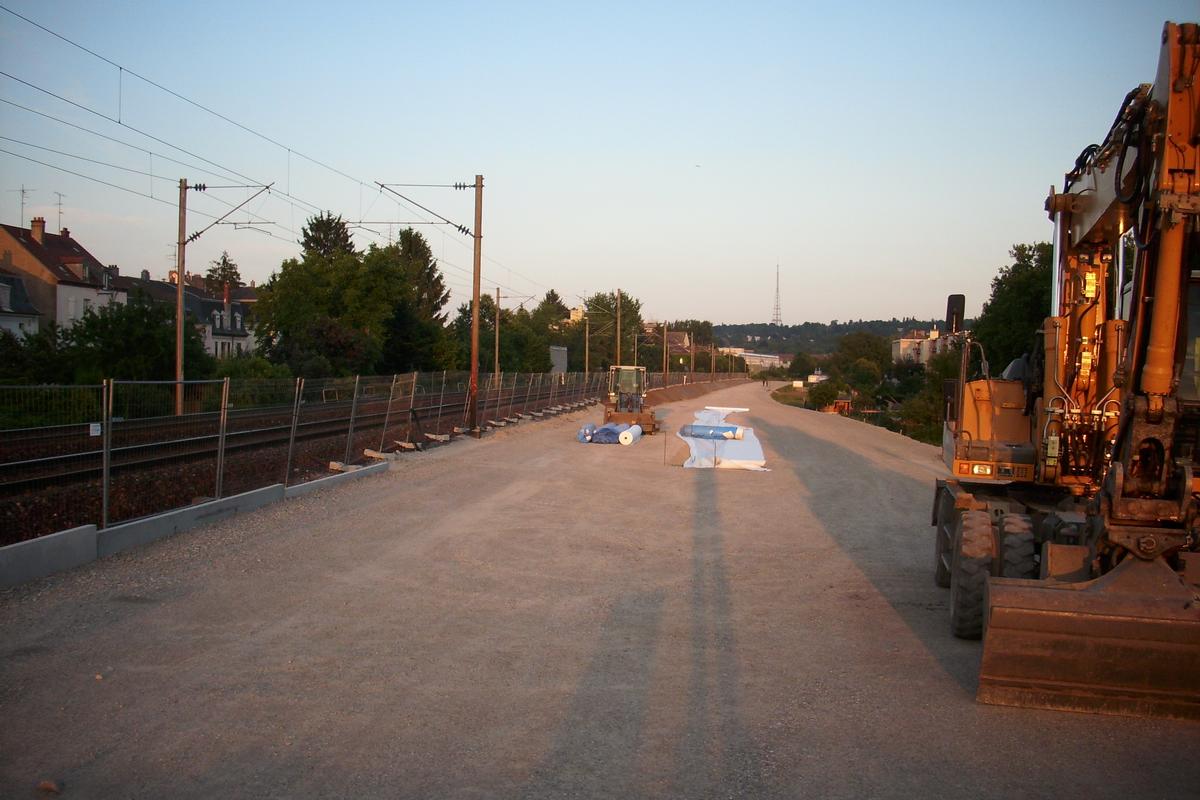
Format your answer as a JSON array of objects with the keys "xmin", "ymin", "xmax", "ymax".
[{"xmin": 978, "ymin": 556, "xmax": 1200, "ymax": 720}]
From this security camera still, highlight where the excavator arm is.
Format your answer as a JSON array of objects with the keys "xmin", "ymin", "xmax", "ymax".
[{"xmin": 978, "ymin": 21, "xmax": 1200, "ymax": 720}]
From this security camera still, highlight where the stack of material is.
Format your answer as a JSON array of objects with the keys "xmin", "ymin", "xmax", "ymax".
[
  {"xmin": 589, "ymin": 422, "xmax": 630, "ymax": 444},
  {"xmin": 676, "ymin": 407, "xmax": 767, "ymax": 470}
]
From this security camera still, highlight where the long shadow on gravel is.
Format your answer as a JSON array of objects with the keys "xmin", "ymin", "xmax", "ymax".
[
  {"xmin": 751, "ymin": 417, "xmax": 978, "ymax": 695},
  {"xmin": 671, "ymin": 469, "xmax": 770, "ymax": 798}
]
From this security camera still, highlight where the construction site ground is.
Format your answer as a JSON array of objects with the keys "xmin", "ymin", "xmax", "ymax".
[{"xmin": 2, "ymin": 381, "xmax": 1196, "ymax": 799}]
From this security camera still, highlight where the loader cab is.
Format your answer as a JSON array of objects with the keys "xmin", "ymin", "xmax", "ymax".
[{"xmin": 607, "ymin": 366, "xmax": 647, "ymax": 413}]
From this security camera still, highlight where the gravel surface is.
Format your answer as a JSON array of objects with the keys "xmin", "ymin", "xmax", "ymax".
[{"xmin": 1, "ymin": 381, "xmax": 1196, "ymax": 799}]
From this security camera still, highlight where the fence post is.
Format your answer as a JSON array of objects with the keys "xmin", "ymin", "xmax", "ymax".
[
  {"xmin": 378, "ymin": 374, "xmax": 399, "ymax": 452},
  {"xmin": 407, "ymin": 371, "xmax": 418, "ymax": 443},
  {"xmin": 343, "ymin": 375, "xmax": 362, "ymax": 465},
  {"xmin": 435, "ymin": 370, "xmax": 447, "ymax": 435},
  {"xmin": 284, "ymin": 377, "xmax": 303, "ymax": 487},
  {"xmin": 215, "ymin": 377, "xmax": 230, "ymax": 499},
  {"xmin": 101, "ymin": 379, "xmax": 112, "ymax": 529}
]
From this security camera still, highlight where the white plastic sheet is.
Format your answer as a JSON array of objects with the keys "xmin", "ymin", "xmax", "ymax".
[{"xmin": 677, "ymin": 408, "xmax": 768, "ymax": 471}]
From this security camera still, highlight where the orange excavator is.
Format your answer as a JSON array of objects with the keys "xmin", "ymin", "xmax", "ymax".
[{"xmin": 933, "ymin": 21, "xmax": 1200, "ymax": 720}]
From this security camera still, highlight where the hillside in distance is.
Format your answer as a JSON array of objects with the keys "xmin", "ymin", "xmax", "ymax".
[{"xmin": 714, "ymin": 317, "xmax": 968, "ymax": 355}]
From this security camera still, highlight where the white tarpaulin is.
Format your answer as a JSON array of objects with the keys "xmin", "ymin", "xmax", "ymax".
[{"xmin": 677, "ymin": 407, "xmax": 768, "ymax": 471}]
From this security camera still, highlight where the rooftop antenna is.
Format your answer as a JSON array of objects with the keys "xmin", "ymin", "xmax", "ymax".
[
  {"xmin": 771, "ymin": 263, "xmax": 783, "ymax": 326},
  {"xmin": 10, "ymin": 185, "xmax": 35, "ymax": 226},
  {"xmin": 54, "ymin": 191, "xmax": 67, "ymax": 230}
]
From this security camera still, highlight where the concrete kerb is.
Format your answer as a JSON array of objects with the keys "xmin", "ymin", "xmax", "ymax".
[
  {"xmin": 98, "ymin": 484, "xmax": 287, "ymax": 558},
  {"xmin": 0, "ymin": 524, "xmax": 98, "ymax": 589}
]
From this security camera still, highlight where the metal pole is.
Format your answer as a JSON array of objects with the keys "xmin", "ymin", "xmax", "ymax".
[
  {"xmin": 584, "ymin": 315, "xmax": 590, "ymax": 374},
  {"xmin": 215, "ymin": 377, "xmax": 230, "ymax": 498},
  {"xmin": 1050, "ymin": 207, "xmax": 1063, "ymax": 317},
  {"xmin": 379, "ymin": 374, "xmax": 399, "ymax": 452},
  {"xmin": 343, "ymin": 375, "xmax": 361, "ymax": 465},
  {"xmin": 615, "ymin": 288, "xmax": 622, "ymax": 365},
  {"xmin": 663, "ymin": 322, "xmax": 668, "ymax": 376},
  {"xmin": 468, "ymin": 174, "xmax": 483, "ymax": 435},
  {"xmin": 101, "ymin": 379, "xmax": 111, "ymax": 529},
  {"xmin": 284, "ymin": 377, "xmax": 303, "ymax": 486},
  {"xmin": 507, "ymin": 372, "xmax": 517, "ymax": 418},
  {"xmin": 175, "ymin": 178, "xmax": 187, "ymax": 416},
  {"xmin": 1116, "ymin": 224, "xmax": 1127, "ymax": 319},
  {"xmin": 494, "ymin": 287, "xmax": 501, "ymax": 376}
]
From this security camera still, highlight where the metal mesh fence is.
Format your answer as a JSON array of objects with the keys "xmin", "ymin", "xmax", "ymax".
[
  {"xmin": 0, "ymin": 384, "xmax": 105, "ymax": 545},
  {"xmin": 0, "ymin": 369, "xmax": 743, "ymax": 544}
]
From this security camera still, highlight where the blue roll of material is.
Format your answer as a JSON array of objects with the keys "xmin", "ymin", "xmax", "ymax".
[
  {"xmin": 590, "ymin": 422, "xmax": 630, "ymax": 444},
  {"xmin": 576, "ymin": 422, "xmax": 597, "ymax": 443},
  {"xmin": 678, "ymin": 424, "xmax": 744, "ymax": 440}
]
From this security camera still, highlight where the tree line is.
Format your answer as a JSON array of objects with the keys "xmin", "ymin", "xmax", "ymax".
[{"xmin": 0, "ymin": 213, "xmax": 739, "ymax": 384}]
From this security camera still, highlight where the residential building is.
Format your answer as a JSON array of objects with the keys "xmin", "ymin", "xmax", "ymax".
[
  {"xmin": 0, "ymin": 217, "xmax": 126, "ymax": 325},
  {"xmin": 892, "ymin": 327, "xmax": 954, "ymax": 365},
  {"xmin": 0, "ymin": 270, "xmax": 41, "ymax": 338},
  {"xmin": 112, "ymin": 270, "xmax": 256, "ymax": 358}
]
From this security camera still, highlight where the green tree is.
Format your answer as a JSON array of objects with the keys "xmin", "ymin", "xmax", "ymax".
[
  {"xmin": 68, "ymin": 293, "xmax": 213, "ymax": 382},
  {"xmin": 970, "ymin": 242, "xmax": 1052, "ymax": 372},
  {"xmin": 532, "ymin": 290, "xmax": 571, "ymax": 336},
  {"xmin": 807, "ymin": 381, "xmax": 840, "ymax": 410},
  {"xmin": 301, "ymin": 211, "xmax": 357, "ymax": 261},
  {"xmin": 204, "ymin": 251, "xmax": 243, "ymax": 294},
  {"xmin": 788, "ymin": 351, "xmax": 816, "ymax": 378}
]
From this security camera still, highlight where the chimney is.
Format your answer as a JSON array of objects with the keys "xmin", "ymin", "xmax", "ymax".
[
  {"xmin": 108, "ymin": 264, "xmax": 119, "ymax": 277},
  {"xmin": 141, "ymin": 269, "xmax": 151, "ymax": 281},
  {"xmin": 60, "ymin": 227, "xmax": 70, "ymax": 239},
  {"xmin": 30, "ymin": 217, "xmax": 45, "ymax": 244},
  {"xmin": 249, "ymin": 280, "xmax": 255, "ymax": 289},
  {"xmin": 169, "ymin": 270, "xmax": 178, "ymax": 285}
]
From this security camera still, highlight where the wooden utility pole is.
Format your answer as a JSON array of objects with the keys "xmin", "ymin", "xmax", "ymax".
[
  {"xmin": 690, "ymin": 334, "xmax": 695, "ymax": 375},
  {"xmin": 175, "ymin": 178, "xmax": 187, "ymax": 416},
  {"xmin": 494, "ymin": 287, "xmax": 500, "ymax": 375},
  {"xmin": 615, "ymin": 288, "xmax": 622, "ymax": 365},
  {"xmin": 710, "ymin": 345, "xmax": 715, "ymax": 379},
  {"xmin": 468, "ymin": 175, "xmax": 483, "ymax": 434},
  {"xmin": 584, "ymin": 315, "xmax": 590, "ymax": 373},
  {"xmin": 662, "ymin": 322, "xmax": 668, "ymax": 374}
]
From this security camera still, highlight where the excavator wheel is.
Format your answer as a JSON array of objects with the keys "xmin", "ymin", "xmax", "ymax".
[
  {"xmin": 933, "ymin": 488, "xmax": 955, "ymax": 588},
  {"xmin": 950, "ymin": 510, "xmax": 993, "ymax": 639},
  {"xmin": 999, "ymin": 513, "xmax": 1037, "ymax": 579}
]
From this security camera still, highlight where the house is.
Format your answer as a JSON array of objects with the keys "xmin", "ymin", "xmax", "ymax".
[
  {"xmin": 0, "ymin": 217, "xmax": 126, "ymax": 325},
  {"xmin": 892, "ymin": 327, "xmax": 954, "ymax": 365},
  {"xmin": 0, "ymin": 270, "xmax": 41, "ymax": 338},
  {"xmin": 112, "ymin": 270, "xmax": 256, "ymax": 358}
]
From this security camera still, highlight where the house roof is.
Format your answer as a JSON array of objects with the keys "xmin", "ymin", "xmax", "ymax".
[
  {"xmin": 0, "ymin": 270, "xmax": 41, "ymax": 316},
  {"xmin": 112, "ymin": 275, "xmax": 253, "ymax": 335},
  {"xmin": 0, "ymin": 223, "xmax": 110, "ymax": 287}
]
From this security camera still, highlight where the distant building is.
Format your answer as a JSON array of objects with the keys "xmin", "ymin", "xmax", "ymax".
[
  {"xmin": 568, "ymin": 306, "xmax": 585, "ymax": 323},
  {"xmin": 0, "ymin": 217, "xmax": 126, "ymax": 326},
  {"xmin": 549, "ymin": 345, "xmax": 567, "ymax": 373},
  {"xmin": 113, "ymin": 270, "xmax": 256, "ymax": 358},
  {"xmin": 892, "ymin": 328, "xmax": 953, "ymax": 365},
  {"xmin": 0, "ymin": 270, "xmax": 41, "ymax": 338}
]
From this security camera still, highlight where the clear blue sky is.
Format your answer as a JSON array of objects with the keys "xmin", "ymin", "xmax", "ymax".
[{"xmin": 1, "ymin": 1, "xmax": 1196, "ymax": 325}]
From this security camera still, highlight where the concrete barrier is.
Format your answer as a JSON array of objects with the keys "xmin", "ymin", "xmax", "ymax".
[
  {"xmin": 0, "ymin": 524, "xmax": 98, "ymax": 589},
  {"xmin": 97, "ymin": 484, "xmax": 286, "ymax": 558},
  {"xmin": 284, "ymin": 460, "xmax": 389, "ymax": 499}
]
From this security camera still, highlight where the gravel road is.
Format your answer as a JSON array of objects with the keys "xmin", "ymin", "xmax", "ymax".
[{"xmin": 2, "ymin": 380, "xmax": 1196, "ymax": 799}]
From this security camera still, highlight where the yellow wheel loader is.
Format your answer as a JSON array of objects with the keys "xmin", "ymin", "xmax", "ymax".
[
  {"xmin": 933, "ymin": 21, "xmax": 1200, "ymax": 720},
  {"xmin": 603, "ymin": 366, "xmax": 658, "ymax": 434}
]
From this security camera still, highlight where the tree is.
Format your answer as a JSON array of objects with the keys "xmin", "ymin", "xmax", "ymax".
[
  {"xmin": 532, "ymin": 290, "xmax": 571, "ymax": 336},
  {"xmin": 204, "ymin": 251, "xmax": 243, "ymax": 294},
  {"xmin": 788, "ymin": 351, "xmax": 816, "ymax": 378},
  {"xmin": 807, "ymin": 381, "xmax": 840, "ymax": 410},
  {"xmin": 970, "ymin": 242, "xmax": 1052, "ymax": 372},
  {"xmin": 395, "ymin": 228, "xmax": 450, "ymax": 324},
  {"xmin": 68, "ymin": 294, "xmax": 213, "ymax": 382},
  {"xmin": 301, "ymin": 211, "xmax": 356, "ymax": 261}
]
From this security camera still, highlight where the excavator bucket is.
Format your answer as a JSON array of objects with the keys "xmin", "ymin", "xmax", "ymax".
[{"xmin": 978, "ymin": 556, "xmax": 1200, "ymax": 720}]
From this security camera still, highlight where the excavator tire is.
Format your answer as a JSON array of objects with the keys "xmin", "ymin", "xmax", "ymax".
[
  {"xmin": 950, "ymin": 510, "xmax": 993, "ymax": 639},
  {"xmin": 933, "ymin": 488, "xmax": 954, "ymax": 588},
  {"xmin": 999, "ymin": 514, "xmax": 1037, "ymax": 579}
]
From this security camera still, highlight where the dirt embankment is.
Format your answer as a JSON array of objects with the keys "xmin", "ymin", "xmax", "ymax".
[{"xmin": 646, "ymin": 378, "xmax": 751, "ymax": 406}]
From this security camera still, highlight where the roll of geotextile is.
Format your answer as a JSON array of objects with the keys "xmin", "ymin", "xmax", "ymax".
[
  {"xmin": 591, "ymin": 423, "xmax": 629, "ymax": 444},
  {"xmin": 576, "ymin": 422, "xmax": 597, "ymax": 443},
  {"xmin": 618, "ymin": 424, "xmax": 643, "ymax": 446},
  {"xmin": 678, "ymin": 424, "xmax": 745, "ymax": 440}
]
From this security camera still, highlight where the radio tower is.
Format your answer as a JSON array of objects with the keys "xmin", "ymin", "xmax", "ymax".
[{"xmin": 771, "ymin": 263, "xmax": 782, "ymax": 326}]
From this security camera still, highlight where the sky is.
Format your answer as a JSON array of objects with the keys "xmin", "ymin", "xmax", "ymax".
[{"xmin": 1, "ymin": 0, "xmax": 1196, "ymax": 325}]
